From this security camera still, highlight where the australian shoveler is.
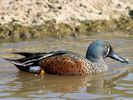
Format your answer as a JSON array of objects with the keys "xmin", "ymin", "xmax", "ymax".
[{"xmin": 5, "ymin": 40, "xmax": 128, "ymax": 75}]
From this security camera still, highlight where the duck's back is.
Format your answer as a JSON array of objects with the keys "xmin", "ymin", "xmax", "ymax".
[{"xmin": 40, "ymin": 54, "xmax": 96, "ymax": 75}]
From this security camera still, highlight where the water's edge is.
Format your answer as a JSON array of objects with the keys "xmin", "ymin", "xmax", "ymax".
[{"xmin": 0, "ymin": 16, "xmax": 133, "ymax": 42}]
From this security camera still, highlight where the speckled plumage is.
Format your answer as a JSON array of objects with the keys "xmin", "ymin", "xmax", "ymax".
[
  {"xmin": 40, "ymin": 54, "xmax": 97, "ymax": 75},
  {"xmin": 5, "ymin": 40, "xmax": 128, "ymax": 75}
]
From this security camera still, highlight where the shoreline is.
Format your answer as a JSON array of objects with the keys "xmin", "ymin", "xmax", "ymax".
[{"xmin": 0, "ymin": 16, "xmax": 133, "ymax": 40}]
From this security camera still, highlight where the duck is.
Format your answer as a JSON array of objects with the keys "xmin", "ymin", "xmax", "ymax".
[{"xmin": 5, "ymin": 40, "xmax": 128, "ymax": 75}]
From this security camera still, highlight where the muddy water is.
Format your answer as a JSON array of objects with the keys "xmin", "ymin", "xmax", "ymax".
[{"xmin": 0, "ymin": 32, "xmax": 132, "ymax": 100}]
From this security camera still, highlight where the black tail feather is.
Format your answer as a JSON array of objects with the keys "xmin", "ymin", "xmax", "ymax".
[
  {"xmin": 4, "ymin": 58, "xmax": 41, "ymax": 73},
  {"xmin": 4, "ymin": 58, "xmax": 30, "ymax": 72},
  {"xmin": 13, "ymin": 52, "xmax": 47, "ymax": 57}
]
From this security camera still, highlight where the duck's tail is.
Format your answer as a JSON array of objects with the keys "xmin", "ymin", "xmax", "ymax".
[
  {"xmin": 4, "ymin": 52, "xmax": 46, "ymax": 73},
  {"xmin": 4, "ymin": 58, "xmax": 34, "ymax": 72}
]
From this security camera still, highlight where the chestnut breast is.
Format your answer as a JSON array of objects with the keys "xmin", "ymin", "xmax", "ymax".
[{"xmin": 39, "ymin": 55, "xmax": 96, "ymax": 75}]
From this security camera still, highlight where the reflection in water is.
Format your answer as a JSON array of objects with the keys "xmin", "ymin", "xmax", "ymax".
[
  {"xmin": 0, "ymin": 70, "xmax": 128, "ymax": 99},
  {"xmin": 0, "ymin": 33, "xmax": 132, "ymax": 99}
]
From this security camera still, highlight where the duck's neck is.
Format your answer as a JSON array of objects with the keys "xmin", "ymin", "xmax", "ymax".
[
  {"xmin": 86, "ymin": 55, "xmax": 108, "ymax": 72},
  {"xmin": 86, "ymin": 54, "xmax": 103, "ymax": 62},
  {"xmin": 94, "ymin": 58, "xmax": 108, "ymax": 72}
]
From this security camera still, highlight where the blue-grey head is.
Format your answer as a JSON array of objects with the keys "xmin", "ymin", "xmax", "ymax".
[{"xmin": 86, "ymin": 40, "xmax": 128, "ymax": 63}]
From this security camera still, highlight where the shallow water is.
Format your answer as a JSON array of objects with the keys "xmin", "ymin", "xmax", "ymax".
[{"xmin": 0, "ymin": 32, "xmax": 133, "ymax": 100}]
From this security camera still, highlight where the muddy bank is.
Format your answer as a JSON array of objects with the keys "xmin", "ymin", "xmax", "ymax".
[
  {"xmin": 0, "ymin": 16, "xmax": 133, "ymax": 41},
  {"xmin": 0, "ymin": 0, "xmax": 133, "ymax": 41}
]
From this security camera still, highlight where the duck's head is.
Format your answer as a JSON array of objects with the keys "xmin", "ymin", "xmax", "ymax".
[{"xmin": 86, "ymin": 40, "xmax": 128, "ymax": 63}]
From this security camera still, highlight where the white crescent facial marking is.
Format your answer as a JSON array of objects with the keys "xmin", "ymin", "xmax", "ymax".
[{"xmin": 104, "ymin": 45, "xmax": 110, "ymax": 57}]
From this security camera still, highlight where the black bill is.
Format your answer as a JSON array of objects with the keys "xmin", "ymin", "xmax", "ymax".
[{"xmin": 108, "ymin": 51, "xmax": 128, "ymax": 64}]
